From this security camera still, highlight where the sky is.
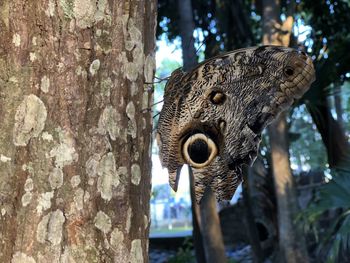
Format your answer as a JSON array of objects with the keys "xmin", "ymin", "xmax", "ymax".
[
  {"xmin": 152, "ymin": 38, "xmax": 190, "ymax": 202},
  {"xmin": 156, "ymin": 36, "xmax": 183, "ymax": 67}
]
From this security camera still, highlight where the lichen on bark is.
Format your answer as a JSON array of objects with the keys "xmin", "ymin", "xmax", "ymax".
[
  {"xmin": 36, "ymin": 209, "xmax": 65, "ymax": 245},
  {"xmin": 0, "ymin": 0, "xmax": 156, "ymax": 261},
  {"xmin": 97, "ymin": 152, "xmax": 119, "ymax": 201},
  {"xmin": 94, "ymin": 211, "xmax": 112, "ymax": 234},
  {"xmin": 13, "ymin": 94, "xmax": 47, "ymax": 146}
]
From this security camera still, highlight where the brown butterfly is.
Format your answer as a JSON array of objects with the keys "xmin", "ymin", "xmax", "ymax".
[{"xmin": 156, "ymin": 45, "xmax": 315, "ymax": 203}]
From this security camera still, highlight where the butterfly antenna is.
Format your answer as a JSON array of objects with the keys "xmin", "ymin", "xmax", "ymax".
[
  {"xmin": 144, "ymin": 76, "xmax": 170, "ymax": 89},
  {"xmin": 153, "ymin": 112, "xmax": 161, "ymax": 119},
  {"xmin": 155, "ymin": 75, "xmax": 171, "ymax": 81},
  {"xmin": 140, "ymin": 100, "xmax": 164, "ymax": 113},
  {"xmin": 195, "ymin": 42, "xmax": 205, "ymax": 55}
]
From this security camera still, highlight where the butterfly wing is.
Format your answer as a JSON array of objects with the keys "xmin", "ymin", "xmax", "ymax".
[{"xmin": 157, "ymin": 45, "xmax": 315, "ymax": 203}]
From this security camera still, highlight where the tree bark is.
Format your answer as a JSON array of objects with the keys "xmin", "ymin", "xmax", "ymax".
[
  {"xmin": 189, "ymin": 168, "xmax": 207, "ymax": 263},
  {"xmin": 267, "ymin": 113, "xmax": 308, "ymax": 263},
  {"xmin": 306, "ymin": 87, "xmax": 350, "ymax": 170},
  {"xmin": 0, "ymin": 1, "xmax": 156, "ymax": 262},
  {"xmin": 177, "ymin": 1, "xmax": 226, "ymax": 262},
  {"xmin": 177, "ymin": 0, "xmax": 197, "ymax": 71},
  {"xmin": 334, "ymin": 85, "xmax": 344, "ymax": 129},
  {"xmin": 229, "ymin": 0, "xmax": 255, "ymax": 47},
  {"xmin": 262, "ymin": 1, "xmax": 309, "ymax": 262},
  {"xmin": 199, "ymin": 188, "xmax": 227, "ymax": 263},
  {"xmin": 177, "ymin": 1, "xmax": 206, "ymax": 262},
  {"xmin": 307, "ymin": 94, "xmax": 350, "ymax": 169},
  {"xmin": 242, "ymin": 168, "xmax": 263, "ymax": 263}
]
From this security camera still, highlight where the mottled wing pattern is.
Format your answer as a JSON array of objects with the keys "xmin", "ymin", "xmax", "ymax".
[{"xmin": 157, "ymin": 45, "xmax": 315, "ymax": 203}]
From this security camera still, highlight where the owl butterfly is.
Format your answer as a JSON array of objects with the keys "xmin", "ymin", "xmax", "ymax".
[{"xmin": 156, "ymin": 45, "xmax": 315, "ymax": 203}]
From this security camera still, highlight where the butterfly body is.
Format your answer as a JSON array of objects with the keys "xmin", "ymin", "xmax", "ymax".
[{"xmin": 157, "ymin": 45, "xmax": 315, "ymax": 202}]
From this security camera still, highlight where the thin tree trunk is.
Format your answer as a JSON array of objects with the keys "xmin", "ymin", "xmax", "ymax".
[
  {"xmin": 200, "ymin": 188, "xmax": 227, "ymax": 263},
  {"xmin": 334, "ymin": 85, "xmax": 344, "ymax": 129},
  {"xmin": 177, "ymin": 0, "xmax": 197, "ymax": 71},
  {"xmin": 307, "ymin": 97, "xmax": 350, "ymax": 169},
  {"xmin": 177, "ymin": 1, "xmax": 227, "ymax": 262},
  {"xmin": 177, "ymin": 1, "xmax": 207, "ymax": 262},
  {"xmin": 189, "ymin": 168, "xmax": 207, "ymax": 263},
  {"xmin": 262, "ymin": 1, "xmax": 309, "ymax": 262},
  {"xmin": 242, "ymin": 167, "xmax": 264, "ymax": 263},
  {"xmin": 229, "ymin": 0, "xmax": 255, "ymax": 46},
  {"xmin": 267, "ymin": 113, "xmax": 308, "ymax": 263},
  {"xmin": 0, "ymin": 1, "xmax": 156, "ymax": 262}
]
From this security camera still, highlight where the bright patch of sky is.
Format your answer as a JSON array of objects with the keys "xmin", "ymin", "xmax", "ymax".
[
  {"xmin": 156, "ymin": 35, "xmax": 183, "ymax": 68},
  {"xmin": 153, "ymin": 36, "xmax": 190, "ymax": 202},
  {"xmin": 293, "ymin": 17, "xmax": 314, "ymax": 53},
  {"xmin": 152, "ymin": 154, "xmax": 191, "ymax": 202}
]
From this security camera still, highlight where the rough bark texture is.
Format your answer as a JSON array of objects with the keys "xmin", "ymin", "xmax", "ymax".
[
  {"xmin": 0, "ymin": 1, "xmax": 156, "ymax": 262},
  {"xmin": 262, "ymin": 1, "xmax": 309, "ymax": 262}
]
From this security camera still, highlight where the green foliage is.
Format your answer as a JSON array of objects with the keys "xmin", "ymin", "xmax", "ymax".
[
  {"xmin": 151, "ymin": 184, "xmax": 171, "ymax": 200},
  {"xmin": 152, "ymin": 57, "xmax": 182, "ymax": 131},
  {"xmin": 302, "ymin": 170, "xmax": 350, "ymax": 261},
  {"xmin": 150, "ymin": 226, "xmax": 192, "ymax": 235},
  {"xmin": 301, "ymin": 0, "xmax": 350, "ymax": 102},
  {"xmin": 304, "ymin": 171, "xmax": 350, "ymax": 220},
  {"xmin": 155, "ymin": 57, "xmax": 181, "ymax": 93},
  {"xmin": 158, "ymin": 0, "xmax": 259, "ymax": 57},
  {"xmin": 289, "ymin": 105, "xmax": 328, "ymax": 170},
  {"xmin": 167, "ymin": 238, "xmax": 195, "ymax": 263}
]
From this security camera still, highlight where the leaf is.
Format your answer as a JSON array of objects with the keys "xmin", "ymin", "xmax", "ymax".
[{"xmin": 303, "ymin": 170, "xmax": 350, "ymax": 261}]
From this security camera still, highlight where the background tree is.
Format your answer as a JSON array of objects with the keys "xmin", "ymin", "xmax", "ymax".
[
  {"xmin": 261, "ymin": 0, "xmax": 309, "ymax": 262},
  {"xmin": 156, "ymin": 0, "xmax": 350, "ymax": 261},
  {"xmin": 301, "ymin": 0, "xmax": 350, "ymax": 169},
  {"xmin": 0, "ymin": 1, "xmax": 156, "ymax": 262},
  {"xmin": 177, "ymin": 0, "xmax": 227, "ymax": 261},
  {"xmin": 297, "ymin": 0, "xmax": 350, "ymax": 260},
  {"xmin": 176, "ymin": 1, "xmax": 207, "ymax": 262}
]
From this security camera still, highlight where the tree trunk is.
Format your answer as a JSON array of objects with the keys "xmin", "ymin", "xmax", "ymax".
[
  {"xmin": 267, "ymin": 113, "xmax": 308, "ymax": 263},
  {"xmin": 307, "ymin": 95, "xmax": 350, "ymax": 169},
  {"xmin": 189, "ymin": 168, "xmax": 207, "ymax": 263},
  {"xmin": 0, "ymin": 1, "xmax": 156, "ymax": 262},
  {"xmin": 334, "ymin": 85, "xmax": 344, "ymax": 130},
  {"xmin": 177, "ymin": 0, "xmax": 197, "ymax": 71},
  {"xmin": 262, "ymin": 1, "xmax": 309, "ymax": 262},
  {"xmin": 177, "ymin": 1, "xmax": 227, "ymax": 262},
  {"xmin": 199, "ymin": 188, "xmax": 227, "ymax": 263},
  {"xmin": 228, "ymin": 0, "xmax": 255, "ymax": 47},
  {"xmin": 242, "ymin": 167, "xmax": 263, "ymax": 263},
  {"xmin": 177, "ymin": 1, "xmax": 206, "ymax": 262}
]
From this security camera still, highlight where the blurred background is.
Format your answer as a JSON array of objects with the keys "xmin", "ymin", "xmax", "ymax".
[{"xmin": 149, "ymin": 0, "xmax": 350, "ymax": 262}]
